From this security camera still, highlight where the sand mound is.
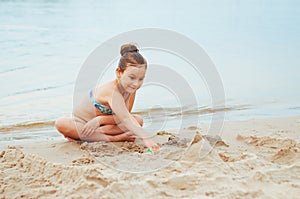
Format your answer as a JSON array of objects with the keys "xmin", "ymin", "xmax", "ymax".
[
  {"xmin": 121, "ymin": 141, "xmax": 147, "ymax": 153},
  {"xmin": 203, "ymin": 135, "xmax": 229, "ymax": 147},
  {"xmin": 72, "ymin": 156, "xmax": 95, "ymax": 166},
  {"xmin": 271, "ymin": 147, "xmax": 300, "ymax": 165},
  {"xmin": 80, "ymin": 141, "xmax": 124, "ymax": 157},
  {"xmin": 0, "ymin": 148, "xmax": 109, "ymax": 198},
  {"xmin": 237, "ymin": 134, "xmax": 297, "ymax": 149},
  {"xmin": 218, "ymin": 152, "xmax": 248, "ymax": 162},
  {"xmin": 182, "ymin": 132, "xmax": 224, "ymax": 162},
  {"xmin": 162, "ymin": 135, "xmax": 191, "ymax": 147},
  {"xmin": 77, "ymin": 131, "xmax": 225, "ymax": 172},
  {"xmin": 78, "ymin": 132, "xmax": 212, "ymax": 172},
  {"xmin": 237, "ymin": 134, "xmax": 300, "ymax": 165}
]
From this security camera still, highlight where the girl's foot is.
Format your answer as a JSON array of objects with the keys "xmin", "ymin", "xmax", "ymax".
[
  {"xmin": 64, "ymin": 133, "xmax": 135, "ymax": 142},
  {"xmin": 65, "ymin": 136, "xmax": 77, "ymax": 142},
  {"xmin": 108, "ymin": 132, "xmax": 136, "ymax": 142}
]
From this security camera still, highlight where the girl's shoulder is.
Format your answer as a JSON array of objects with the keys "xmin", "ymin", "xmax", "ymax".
[
  {"xmin": 96, "ymin": 80, "xmax": 115, "ymax": 90},
  {"xmin": 94, "ymin": 80, "xmax": 118, "ymax": 101}
]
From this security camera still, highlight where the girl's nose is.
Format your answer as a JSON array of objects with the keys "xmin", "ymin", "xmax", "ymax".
[{"xmin": 132, "ymin": 80, "xmax": 139, "ymax": 86}]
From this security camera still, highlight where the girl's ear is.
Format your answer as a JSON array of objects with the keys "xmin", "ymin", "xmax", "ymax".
[{"xmin": 116, "ymin": 67, "xmax": 121, "ymax": 79}]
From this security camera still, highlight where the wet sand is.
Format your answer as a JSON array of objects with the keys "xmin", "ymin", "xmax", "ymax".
[{"xmin": 1, "ymin": 116, "xmax": 300, "ymax": 198}]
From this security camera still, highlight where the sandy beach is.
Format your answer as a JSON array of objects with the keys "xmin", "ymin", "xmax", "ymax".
[{"xmin": 1, "ymin": 116, "xmax": 299, "ymax": 198}]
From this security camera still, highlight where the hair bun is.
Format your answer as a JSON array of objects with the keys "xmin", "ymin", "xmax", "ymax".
[{"xmin": 120, "ymin": 44, "xmax": 139, "ymax": 56}]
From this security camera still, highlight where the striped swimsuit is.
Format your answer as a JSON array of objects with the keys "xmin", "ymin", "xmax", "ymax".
[{"xmin": 89, "ymin": 90, "xmax": 113, "ymax": 115}]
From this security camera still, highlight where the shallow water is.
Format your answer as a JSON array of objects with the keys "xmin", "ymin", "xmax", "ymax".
[{"xmin": 0, "ymin": 0, "xmax": 299, "ymax": 142}]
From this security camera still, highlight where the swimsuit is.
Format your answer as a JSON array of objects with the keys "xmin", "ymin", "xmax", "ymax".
[{"xmin": 89, "ymin": 90, "xmax": 113, "ymax": 115}]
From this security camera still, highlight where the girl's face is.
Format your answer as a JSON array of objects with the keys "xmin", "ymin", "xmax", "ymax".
[{"xmin": 117, "ymin": 65, "xmax": 146, "ymax": 93}]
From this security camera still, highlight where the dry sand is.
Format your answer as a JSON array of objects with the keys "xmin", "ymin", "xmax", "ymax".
[{"xmin": 1, "ymin": 116, "xmax": 300, "ymax": 198}]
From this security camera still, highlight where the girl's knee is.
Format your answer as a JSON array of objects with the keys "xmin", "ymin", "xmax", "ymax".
[
  {"xmin": 133, "ymin": 115, "xmax": 143, "ymax": 126},
  {"xmin": 55, "ymin": 117, "xmax": 68, "ymax": 133}
]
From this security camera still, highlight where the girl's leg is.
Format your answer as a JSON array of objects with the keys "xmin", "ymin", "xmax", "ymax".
[
  {"xmin": 55, "ymin": 117, "xmax": 135, "ymax": 142},
  {"xmin": 55, "ymin": 114, "xmax": 143, "ymax": 141},
  {"xmin": 98, "ymin": 115, "xmax": 143, "ymax": 135}
]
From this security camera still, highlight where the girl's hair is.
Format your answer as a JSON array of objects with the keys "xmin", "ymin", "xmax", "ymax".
[{"xmin": 118, "ymin": 44, "xmax": 147, "ymax": 72}]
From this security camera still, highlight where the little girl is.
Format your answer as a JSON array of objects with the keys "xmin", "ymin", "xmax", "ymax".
[{"xmin": 55, "ymin": 44, "xmax": 159, "ymax": 154}]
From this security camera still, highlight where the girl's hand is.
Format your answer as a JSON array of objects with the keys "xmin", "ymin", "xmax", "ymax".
[
  {"xmin": 81, "ymin": 118, "xmax": 99, "ymax": 137},
  {"xmin": 143, "ymin": 138, "xmax": 160, "ymax": 154}
]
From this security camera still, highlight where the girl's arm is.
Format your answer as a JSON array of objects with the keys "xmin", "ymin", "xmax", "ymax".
[
  {"xmin": 128, "ymin": 92, "xmax": 136, "ymax": 112},
  {"xmin": 80, "ymin": 115, "xmax": 116, "ymax": 137},
  {"xmin": 110, "ymin": 92, "xmax": 159, "ymax": 154}
]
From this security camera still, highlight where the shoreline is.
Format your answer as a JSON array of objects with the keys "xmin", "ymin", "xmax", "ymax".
[{"xmin": 1, "ymin": 116, "xmax": 300, "ymax": 198}]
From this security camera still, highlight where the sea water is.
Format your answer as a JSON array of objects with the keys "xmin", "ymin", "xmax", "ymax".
[{"xmin": 0, "ymin": 0, "xmax": 299, "ymax": 142}]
